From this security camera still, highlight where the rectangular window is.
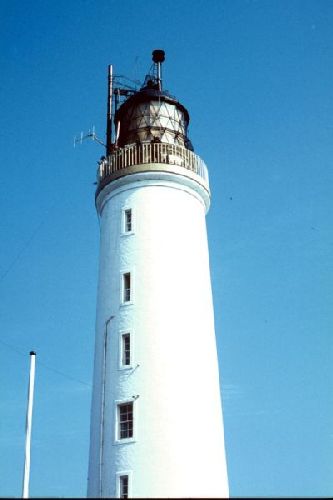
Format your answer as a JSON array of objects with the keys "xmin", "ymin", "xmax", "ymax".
[
  {"xmin": 121, "ymin": 333, "xmax": 131, "ymax": 366},
  {"xmin": 124, "ymin": 209, "xmax": 132, "ymax": 233},
  {"xmin": 122, "ymin": 273, "xmax": 131, "ymax": 303},
  {"xmin": 118, "ymin": 402, "xmax": 133, "ymax": 440},
  {"xmin": 119, "ymin": 475, "xmax": 129, "ymax": 499}
]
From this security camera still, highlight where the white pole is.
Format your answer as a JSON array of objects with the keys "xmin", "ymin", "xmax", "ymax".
[{"xmin": 22, "ymin": 351, "xmax": 36, "ymax": 499}]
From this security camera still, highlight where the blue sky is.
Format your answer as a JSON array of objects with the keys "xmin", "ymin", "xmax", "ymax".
[{"xmin": 1, "ymin": 0, "xmax": 332, "ymax": 497}]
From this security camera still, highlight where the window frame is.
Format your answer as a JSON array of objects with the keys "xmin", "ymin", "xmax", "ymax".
[
  {"xmin": 121, "ymin": 207, "xmax": 134, "ymax": 235},
  {"xmin": 120, "ymin": 270, "xmax": 134, "ymax": 306},
  {"xmin": 116, "ymin": 470, "xmax": 132, "ymax": 499},
  {"xmin": 118, "ymin": 330, "xmax": 133, "ymax": 370},
  {"xmin": 114, "ymin": 399, "xmax": 136, "ymax": 444}
]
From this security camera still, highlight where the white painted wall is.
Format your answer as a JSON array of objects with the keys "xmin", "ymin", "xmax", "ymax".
[{"xmin": 88, "ymin": 170, "xmax": 229, "ymax": 498}]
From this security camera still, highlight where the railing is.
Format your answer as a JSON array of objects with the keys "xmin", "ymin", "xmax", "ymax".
[{"xmin": 97, "ymin": 142, "xmax": 209, "ymax": 187}]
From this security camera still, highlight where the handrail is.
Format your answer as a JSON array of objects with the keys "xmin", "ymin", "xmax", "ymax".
[{"xmin": 96, "ymin": 142, "xmax": 209, "ymax": 186}]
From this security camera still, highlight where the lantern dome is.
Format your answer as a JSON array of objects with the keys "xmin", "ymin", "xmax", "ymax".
[{"xmin": 114, "ymin": 77, "xmax": 194, "ymax": 151}]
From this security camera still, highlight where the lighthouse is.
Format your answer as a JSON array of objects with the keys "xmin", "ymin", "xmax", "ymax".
[{"xmin": 87, "ymin": 50, "xmax": 229, "ymax": 498}]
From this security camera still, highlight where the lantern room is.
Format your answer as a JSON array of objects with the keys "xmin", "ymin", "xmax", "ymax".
[{"xmin": 114, "ymin": 50, "xmax": 193, "ymax": 151}]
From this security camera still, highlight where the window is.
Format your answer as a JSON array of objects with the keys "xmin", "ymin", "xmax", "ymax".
[
  {"xmin": 124, "ymin": 209, "xmax": 132, "ymax": 233},
  {"xmin": 120, "ymin": 271, "xmax": 134, "ymax": 305},
  {"xmin": 122, "ymin": 273, "xmax": 131, "ymax": 303},
  {"xmin": 118, "ymin": 330, "xmax": 134, "ymax": 370},
  {"xmin": 116, "ymin": 472, "xmax": 132, "ymax": 498},
  {"xmin": 119, "ymin": 475, "xmax": 129, "ymax": 499},
  {"xmin": 121, "ymin": 333, "xmax": 131, "ymax": 366},
  {"xmin": 118, "ymin": 402, "xmax": 133, "ymax": 440}
]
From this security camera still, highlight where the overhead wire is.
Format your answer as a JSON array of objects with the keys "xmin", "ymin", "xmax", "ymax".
[
  {"xmin": 0, "ymin": 338, "xmax": 91, "ymax": 388},
  {"xmin": 0, "ymin": 217, "xmax": 47, "ymax": 285}
]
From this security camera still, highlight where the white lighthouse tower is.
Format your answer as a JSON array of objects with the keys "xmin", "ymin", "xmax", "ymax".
[{"xmin": 87, "ymin": 50, "xmax": 229, "ymax": 498}]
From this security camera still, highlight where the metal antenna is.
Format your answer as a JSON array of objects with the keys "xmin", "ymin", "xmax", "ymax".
[
  {"xmin": 74, "ymin": 126, "xmax": 106, "ymax": 149},
  {"xmin": 74, "ymin": 62, "xmax": 142, "ymax": 155}
]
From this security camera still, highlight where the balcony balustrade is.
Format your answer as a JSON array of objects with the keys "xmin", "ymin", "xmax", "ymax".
[{"xmin": 96, "ymin": 142, "xmax": 209, "ymax": 194}]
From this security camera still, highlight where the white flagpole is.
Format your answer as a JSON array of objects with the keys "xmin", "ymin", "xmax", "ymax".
[{"xmin": 22, "ymin": 351, "xmax": 36, "ymax": 499}]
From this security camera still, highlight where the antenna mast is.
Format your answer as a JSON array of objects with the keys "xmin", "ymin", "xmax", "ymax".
[
  {"xmin": 106, "ymin": 65, "xmax": 113, "ymax": 155},
  {"xmin": 74, "ymin": 62, "xmax": 139, "ymax": 154}
]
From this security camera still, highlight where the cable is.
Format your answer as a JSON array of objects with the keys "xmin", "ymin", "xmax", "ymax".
[
  {"xmin": 38, "ymin": 360, "xmax": 91, "ymax": 388},
  {"xmin": 0, "ymin": 338, "xmax": 91, "ymax": 388},
  {"xmin": 0, "ymin": 202, "xmax": 56, "ymax": 286}
]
